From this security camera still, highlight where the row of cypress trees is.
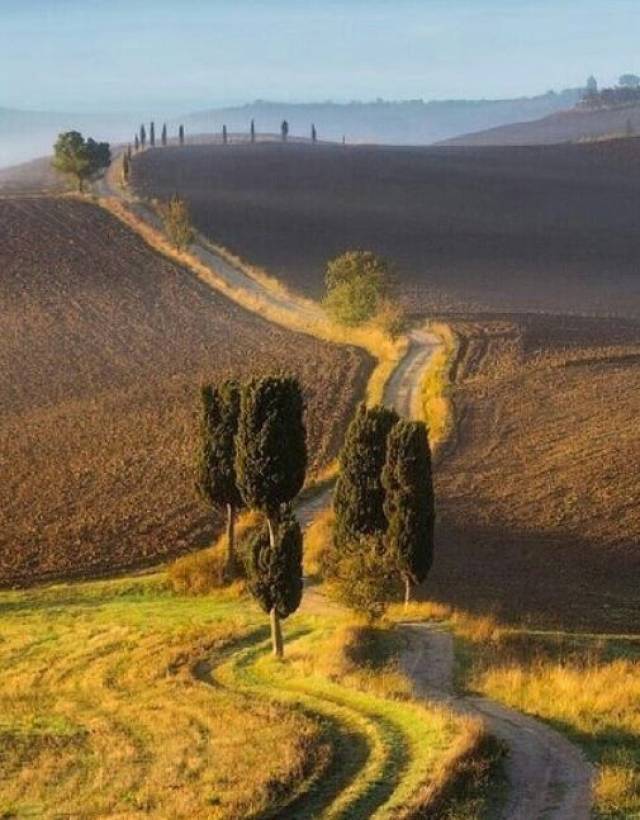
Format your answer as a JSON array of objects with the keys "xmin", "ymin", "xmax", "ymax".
[
  {"xmin": 132, "ymin": 122, "xmax": 185, "ymax": 153},
  {"xmin": 220, "ymin": 120, "xmax": 318, "ymax": 145},
  {"xmin": 196, "ymin": 376, "xmax": 306, "ymax": 658},
  {"xmin": 333, "ymin": 404, "xmax": 435, "ymax": 608}
]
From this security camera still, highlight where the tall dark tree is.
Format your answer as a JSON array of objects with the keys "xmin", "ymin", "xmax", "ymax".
[
  {"xmin": 250, "ymin": 118, "xmax": 256, "ymax": 143},
  {"xmin": 140, "ymin": 124, "xmax": 146, "ymax": 148},
  {"xmin": 333, "ymin": 403, "xmax": 398, "ymax": 548},
  {"xmin": 134, "ymin": 133, "xmax": 140, "ymax": 152},
  {"xmin": 179, "ymin": 124, "xmax": 185, "ymax": 145},
  {"xmin": 126, "ymin": 143, "xmax": 132, "ymax": 160},
  {"xmin": 311, "ymin": 123, "xmax": 317, "ymax": 143},
  {"xmin": 246, "ymin": 509, "xmax": 303, "ymax": 657},
  {"xmin": 235, "ymin": 376, "xmax": 307, "ymax": 656},
  {"xmin": 281, "ymin": 119, "xmax": 289, "ymax": 142},
  {"xmin": 149, "ymin": 121, "xmax": 156, "ymax": 147},
  {"xmin": 196, "ymin": 382, "xmax": 243, "ymax": 577},
  {"xmin": 382, "ymin": 420, "xmax": 435, "ymax": 607},
  {"xmin": 52, "ymin": 131, "xmax": 111, "ymax": 192},
  {"xmin": 161, "ymin": 123, "xmax": 168, "ymax": 146},
  {"xmin": 222, "ymin": 124, "xmax": 228, "ymax": 145}
]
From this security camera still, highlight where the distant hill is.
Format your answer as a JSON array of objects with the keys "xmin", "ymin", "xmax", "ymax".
[
  {"xmin": 440, "ymin": 102, "xmax": 640, "ymax": 146},
  {"xmin": 182, "ymin": 89, "xmax": 583, "ymax": 145}
]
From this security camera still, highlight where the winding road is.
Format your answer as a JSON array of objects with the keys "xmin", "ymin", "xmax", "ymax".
[{"xmin": 95, "ymin": 158, "xmax": 593, "ymax": 818}]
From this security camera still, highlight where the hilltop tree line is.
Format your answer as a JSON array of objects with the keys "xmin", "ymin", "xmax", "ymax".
[{"xmin": 582, "ymin": 73, "xmax": 640, "ymax": 109}]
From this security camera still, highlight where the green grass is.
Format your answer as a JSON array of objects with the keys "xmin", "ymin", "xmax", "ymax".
[{"xmin": 0, "ymin": 573, "xmax": 483, "ymax": 818}]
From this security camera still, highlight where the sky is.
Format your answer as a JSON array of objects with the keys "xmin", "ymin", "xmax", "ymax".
[{"xmin": 1, "ymin": 0, "xmax": 639, "ymax": 114}]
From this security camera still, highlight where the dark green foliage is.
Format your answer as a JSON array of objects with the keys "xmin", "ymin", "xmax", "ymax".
[
  {"xmin": 126, "ymin": 144, "xmax": 132, "ymax": 160},
  {"xmin": 333, "ymin": 403, "xmax": 398, "ymax": 547},
  {"xmin": 52, "ymin": 131, "xmax": 111, "ymax": 191},
  {"xmin": 161, "ymin": 123, "xmax": 168, "ymax": 146},
  {"xmin": 250, "ymin": 119, "xmax": 256, "ymax": 143},
  {"xmin": 150, "ymin": 121, "xmax": 156, "ymax": 147},
  {"xmin": 179, "ymin": 124, "xmax": 185, "ymax": 145},
  {"xmin": 196, "ymin": 382, "xmax": 243, "ymax": 510},
  {"xmin": 222, "ymin": 124, "xmax": 228, "ymax": 145},
  {"xmin": 281, "ymin": 119, "xmax": 289, "ymax": 142},
  {"xmin": 245, "ymin": 509, "xmax": 303, "ymax": 619},
  {"xmin": 140, "ymin": 123, "xmax": 146, "ymax": 147},
  {"xmin": 382, "ymin": 420, "xmax": 435, "ymax": 597},
  {"xmin": 134, "ymin": 133, "xmax": 140, "ymax": 152},
  {"xmin": 311, "ymin": 123, "xmax": 317, "ymax": 143},
  {"xmin": 325, "ymin": 250, "xmax": 391, "ymax": 294},
  {"xmin": 235, "ymin": 376, "xmax": 307, "ymax": 517}
]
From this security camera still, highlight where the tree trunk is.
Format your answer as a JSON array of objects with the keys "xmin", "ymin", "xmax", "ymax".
[
  {"xmin": 225, "ymin": 503, "xmax": 236, "ymax": 578},
  {"xmin": 77, "ymin": 176, "xmax": 84, "ymax": 193},
  {"xmin": 404, "ymin": 576, "xmax": 412, "ymax": 610},
  {"xmin": 270, "ymin": 607, "xmax": 284, "ymax": 658},
  {"xmin": 266, "ymin": 514, "xmax": 277, "ymax": 550}
]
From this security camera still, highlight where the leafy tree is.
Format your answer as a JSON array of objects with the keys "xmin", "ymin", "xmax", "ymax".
[
  {"xmin": 235, "ymin": 375, "xmax": 307, "ymax": 657},
  {"xmin": 281, "ymin": 119, "xmax": 289, "ymax": 142},
  {"xmin": 619, "ymin": 74, "xmax": 640, "ymax": 89},
  {"xmin": 161, "ymin": 123, "xmax": 168, "ymax": 146},
  {"xmin": 382, "ymin": 420, "xmax": 435, "ymax": 607},
  {"xmin": 121, "ymin": 151, "xmax": 130, "ymax": 183},
  {"xmin": 134, "ymin": 134, "xmax": 140, "ymax": 152},
  {"xmin": 333, "ymin": 403, "xmax": 398, "ymax": 548},
  {"xmin": 222, "ymin": 124, "xmax": 228, "ymax": 145},
  {"xmin": 150, "ymin": 121, "xmax": 156, "ymax": 147},
  {"xmin": 323, "ymin": 251, "xmax": 392, "ymax": 327},
  {"xmin": 52, "ymin": 131, "xmax": 111, "ymax": 192},
  {"xmin": 140, "ymin": 124, "xmax": 146, "ymax": 148},
  {"xmin": 328, "ymin": 535, "xmax": 397, "ymax": 622},
  {"xmin": 196, "ymin": 382, "xmax": 244, "ymax": 577},
  {"xmin": 160, "ymin": 194, "xmax": 194, "ymax": 250},
  {"xmin": 586, "ymin": 75, "xmax": 598, "ymax": 94},
  {"xmin": 179, "ymin": 124, "xmax": 185, "ymax": 145},
  {"xmin": 311, "ymin": 123, "xmax": 317, "ymax": 143},
  {"xmin": 245, "ymin": 509, "xmax": 303, "ymax": 656},
  {"xmin": 250, "ymin": 118, "xmax": 256, "ymax": 143}
]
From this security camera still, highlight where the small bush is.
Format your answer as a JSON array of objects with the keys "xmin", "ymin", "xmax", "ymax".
[
  {"xmin": 159, "ymin": 194, "xmax": 194, "ymax": 250},
  {"xmin": 168, "ymin": 548, "xmax": 227, "ymax": 594},
  {"xmin": 304, "ymin": 507, "xmax": 334, "ymax": 579}
]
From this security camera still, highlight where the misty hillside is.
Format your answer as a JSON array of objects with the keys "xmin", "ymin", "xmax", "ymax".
[
  {"xmin": 182, "ymin": 89, "xmax": 582, "ymax": 145},
  {"xmin": 441, "ymin": 102, "xmax": 640, "ymax": 146}
]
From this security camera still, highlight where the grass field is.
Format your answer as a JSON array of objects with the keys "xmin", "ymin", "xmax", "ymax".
[
  {"xmin": 424, "ymin": 314, "xmax": 640, "ymax": 632},
  {"xmin": 0, "ymin": 196, "xmax": 371, "ymax": 585},
  {"xmin": 0, "ymin": 574, "xmax": 495, "ymax": 818},
  {"xmin": 131, "ymin": 140, "xmax": 640, "ymax": 317}
]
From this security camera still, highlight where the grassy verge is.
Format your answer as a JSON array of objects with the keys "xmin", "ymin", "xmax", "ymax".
[
  {"xmin": 391, "ymin": 602, "xmax": 640, "ymax": 818},
  {"xmin": 420, "ymin": 321, "xmax": 458, "ymax": 450},
  {"xmin": 0, "ymin": 576, "xmax": 487, "ymax": 818}
]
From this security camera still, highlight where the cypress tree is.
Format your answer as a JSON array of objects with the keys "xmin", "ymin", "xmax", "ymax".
[
  {"xmin": 281, "ymin": 119, "xmax": 289, "ymax": 142},
  {"xmin": 333, "ymin": 403, "xmax": 398, "ymax": 547},
  {"xmin": 150, "ymin": 121, "xmax": 155, "ymax": 147},
  {"xmin": 196, "ymin": 382, "xmax": 244, "ymax": 577},
  {"xmin": 250, "ymin": 118, "xmax": 256, "ymax": 143},
  {"xmin": 382, "ymin": 420, "xmax": 435, "ymax": 607},
  {"xmin": 222, "ymin": 124, "xmax": 228, "ymax": 145},
  {"xmin": 235, "ymin": 375, "xmax": 307, "ymax": 656},
  {"xmin": 311, "ymin": 123, "xmax": 317, "ymax": 143},
  {"xmin": 126, "ymin": 143, "xmax": 132, "ymax": 160},
  {"xmin": 161, "ymin": 123, "xmax": 168, "ymax": 146},
  {"xmin": 246, "ymin": 509, "xmax": 303, "ymax": 657},
  {"xmin": 140, "ymin": 124, "xmax": 146, "ymax": 148},
  {"xmin": 179, "ymin": 124, "xmax": 185, "ymax": 145},
  {"xmin": 134, "ymin": 134, "xmax": 139, "ymax": 152}
]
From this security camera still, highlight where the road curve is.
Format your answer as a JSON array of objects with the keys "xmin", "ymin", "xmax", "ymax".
[{"xmin": 400, "ymin": 624, "xmax": 593, "ymax": 819}]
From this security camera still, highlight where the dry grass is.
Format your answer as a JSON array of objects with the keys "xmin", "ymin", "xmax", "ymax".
[
  {"xmin": 424, "ymin": 314, "xmax": 640, "ymax": 632},
  {"xmin": 0, "ymin": 196, "xmax": 370, "ymax": 584},
  {"xmin": 420, "ymin": 321, "xmax": 458, "ymax": 449}
]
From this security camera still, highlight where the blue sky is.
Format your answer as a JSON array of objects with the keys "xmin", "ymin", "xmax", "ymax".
[{"xmin": 2, "ymin": 0, "xmax": 638, "ymax": 113}]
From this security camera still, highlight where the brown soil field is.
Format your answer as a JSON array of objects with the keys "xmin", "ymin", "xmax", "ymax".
[
  {"xmin": 0, "ymin": 197, "xmax": 371, "ymax": 584},
  {"xmin": 131, "ymin": 140, "xmax": 640, "ymax": 318},
  {"xmin": 426, "ymin": 314, "xmax": 640, "ymax": 633}
]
